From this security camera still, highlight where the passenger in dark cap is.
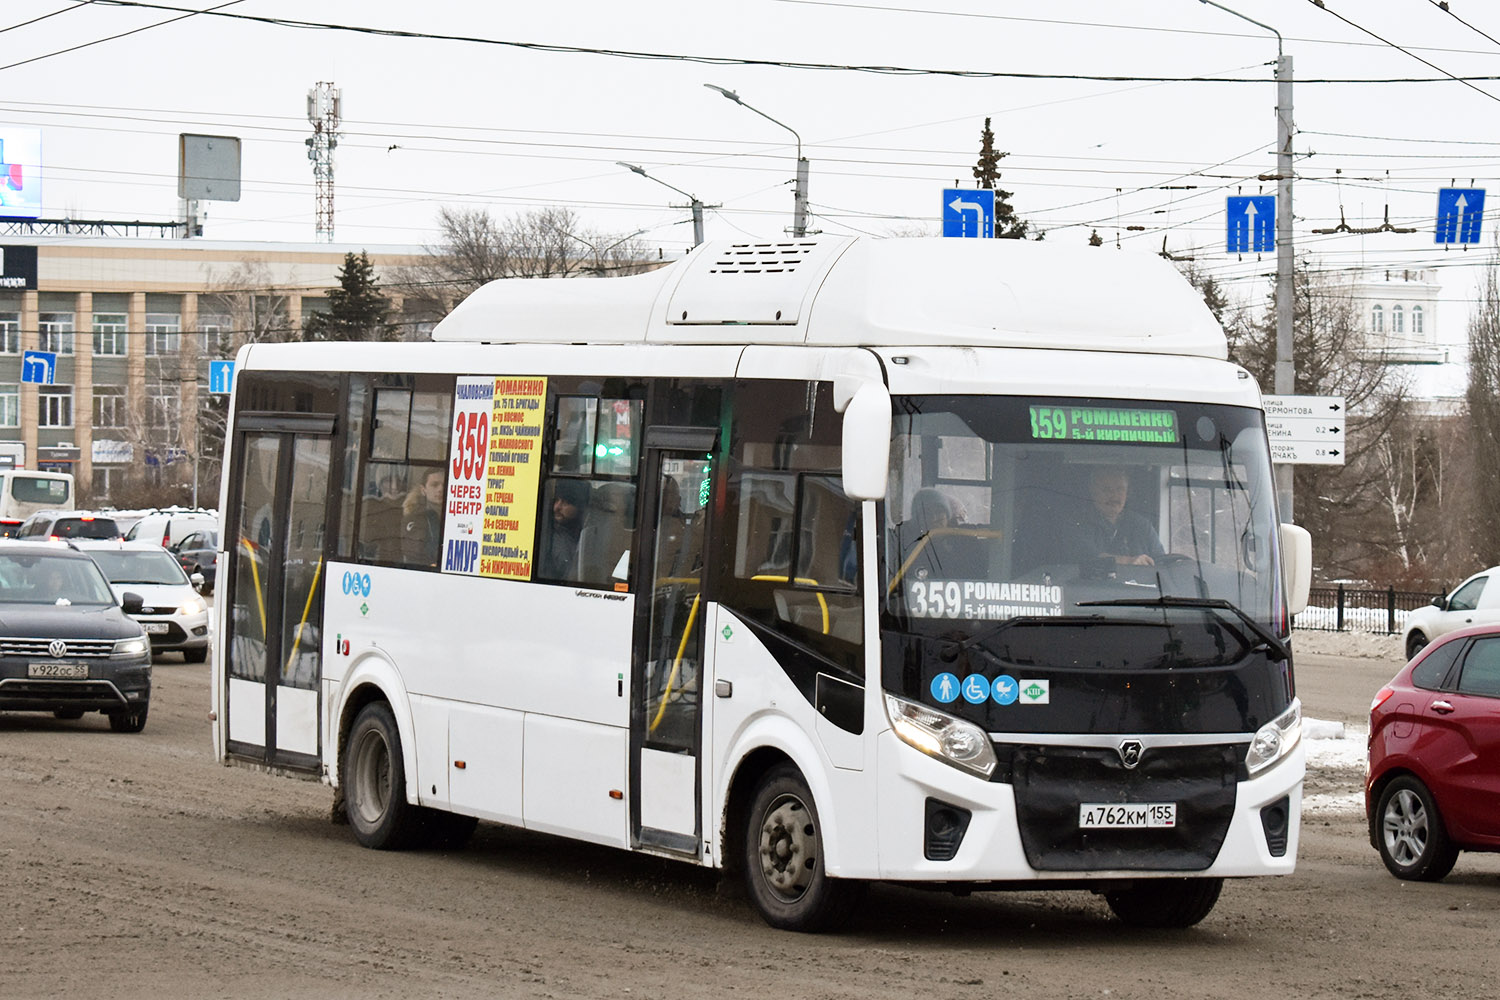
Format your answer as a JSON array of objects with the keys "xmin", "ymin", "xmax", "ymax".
[{"xmin": 540, "ymin": 479, "xmax": 591, "ymax": 580}]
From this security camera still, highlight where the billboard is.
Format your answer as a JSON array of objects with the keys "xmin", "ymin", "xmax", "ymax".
[{"xmin": 0, "ymin": 127, "xmax": 41, "ymax": 219}]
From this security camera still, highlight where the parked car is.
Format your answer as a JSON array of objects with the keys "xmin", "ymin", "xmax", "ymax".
[
  {"xmin": 123, "ymin": 507, "xmax": 217, "ymax": 550},
  {"xmin": 15, "ymin": 510, "xmax": 122, "ymax": 542},
  {"xmin": 0, "ymin": 540, "xmax": 152, "ymax": 731},
  {"xmin": 1402, "ymin": 567, "xmax": 1500, "ymax": 660},
  {"xmin": 170, "ymin": 528, "xmax": 218, "ymax": 594},
  {"xmin": 1367, "ymin": 623, "xmax": 1500, "ymax": 881},
  {"xmin": 73, "ymin": 540, "xmax": 211, "ymax": 663}
]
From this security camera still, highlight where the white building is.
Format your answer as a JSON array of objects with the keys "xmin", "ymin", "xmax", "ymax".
[{"xmin": 1351, "ymin": 267, "xmax": 1466, "ymax": 417}]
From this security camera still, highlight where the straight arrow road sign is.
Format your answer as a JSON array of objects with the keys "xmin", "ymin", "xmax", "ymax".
[
  {"xmin": 1227, "ymin": 196, "xmax": 1275, "ymax": 253},
  {"xmin": 1436, "ymin": 187, "xmax": 1485, "ymax": 245}
]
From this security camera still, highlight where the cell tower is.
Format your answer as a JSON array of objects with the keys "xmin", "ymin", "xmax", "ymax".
[{"xmin": 306, "ymin": 82, "xmax": 341, "ymax": 242}]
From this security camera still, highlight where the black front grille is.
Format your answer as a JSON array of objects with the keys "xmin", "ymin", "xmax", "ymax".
[
  {"xmin": 0, "ymin": 678, "xmax": 126, "ymax": 707},
  {"xmin": 1008, "ymin": 743, "xmax": 1244, "ymax": 872}
]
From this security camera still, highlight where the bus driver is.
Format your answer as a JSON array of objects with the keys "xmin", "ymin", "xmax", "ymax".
[{"xmin": 1071, "ymin": 466, "xmax": 1165, "ymax": 568}]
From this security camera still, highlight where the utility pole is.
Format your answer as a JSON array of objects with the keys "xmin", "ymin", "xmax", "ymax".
[
  {"xmin": 705, "ymin": 84, "xmax": 809, "ymax": 238},
  {"xmin": 1274, "ymin": 52, "xmax": 1295, "ymax": 521},
  {"xmin": 306, "ymin": 82, "xmax": 341, "ymax": 243},
  {"xmin": 617, "ymin": 162, "xmax": 716, "ymax": 247},
  {"xmin": 1199, "ymin": 1, "xmax": 1295, "ymax": 521}
]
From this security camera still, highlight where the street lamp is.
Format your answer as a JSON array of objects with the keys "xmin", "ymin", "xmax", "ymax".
[
  {"xmin": 704, "ymin": 84, "xmax": 809, "ymax": 238},
  {"xmin": 616, "ymin": 161, "xmax": 712, "ymax": 247},
  {"xmin": 1199, "ymin": 0, "xmax": 1296, "ymax": 521}
]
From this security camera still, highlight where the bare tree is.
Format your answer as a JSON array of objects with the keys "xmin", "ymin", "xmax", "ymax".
[
  {"xmin": 1466, "ymin": 245, "xmax": 1500, "ymax": 566},
  {"xmin": 1228, "ymin": 260, "xmax": 1408, "ymax": 582},
  {"xmin": 396, "ymin": 205, "xmax": 655, "ymax": 322}
]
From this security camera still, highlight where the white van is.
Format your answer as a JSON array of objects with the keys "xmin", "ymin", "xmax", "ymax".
[
  {"xmin": 0, "ymin": 471, "xmax": 74, "ymax": 536},
  {"xmin": 123, "ymin": 507, "xmax": 218, "ymax": 548}
]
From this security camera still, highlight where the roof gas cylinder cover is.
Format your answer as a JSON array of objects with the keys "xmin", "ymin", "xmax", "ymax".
[{"xmin": 664, "ymin": 239, "xmax": 850, "ymax": 326}]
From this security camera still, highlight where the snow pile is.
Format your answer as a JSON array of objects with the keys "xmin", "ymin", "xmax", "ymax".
[
  {"xmin": 1302, "ymin": 716, "xmax": 1367, "ymax": 816},
  {"xmin": 1292, "ymin": 628, "xmax": 1403, "ymax": 660}
]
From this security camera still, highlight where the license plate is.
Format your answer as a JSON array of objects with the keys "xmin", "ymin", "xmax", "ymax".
[
  {"xmin": 143, "ymin": 622, "xmax": 169, "ymax": 634},
  {"xmin": 1079, "ymin": 802, "xmax": 1176, "ymax": 829},
  {"xmin": 28, "ymin": 662, "xmax": 87, "ymax": 679}
]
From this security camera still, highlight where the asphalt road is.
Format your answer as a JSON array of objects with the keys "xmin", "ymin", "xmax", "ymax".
[{"xmin": 2, "ymin": 646, "xmax": 1496, "ymax": 1000}]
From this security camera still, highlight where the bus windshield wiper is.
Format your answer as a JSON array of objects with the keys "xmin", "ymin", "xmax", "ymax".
[
  {"xmin": 956, "ymin": 614, "xmax": 1107, "ymax": 653},
  {"xmin": 1074, "ymin": 595, "xmax": 1290, "ymax": 663}
]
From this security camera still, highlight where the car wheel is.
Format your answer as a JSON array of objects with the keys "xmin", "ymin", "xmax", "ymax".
[
  {"xmin": 182, "ymin": 646, "xmax": 208, "ymax": 664},
  {"xmin": 1405, "ymin": 632, "xmax": 1429, "ymax": 660},
  {"xmin": 108, "ymin": 703, "xmax": 149, "ymax": 733},
  {"xmin": 1376, "ymin": 775, "xmax": 1459, "ymax": 881},
  {"xmin": 1104, "ymin": 878, "xmax": 1223, "ymax": 928},
  {"xmin": 52, "ymin": 708, "xmax": 83, "ymax": 720},
  {"xmin": 742, "ymin": 764, "xmax": 865, "ymax": 932},
  {"xmin": 343, "ymin": 701, "xmax": 426, "ymax": 850}
]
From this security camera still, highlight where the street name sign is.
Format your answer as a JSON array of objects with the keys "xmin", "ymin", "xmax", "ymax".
[
  {"xmin": 1263, "ymin": 394, "xmax": 1345, "ymax": 466},
  {"xmin": 943, "ymin": 188, "xmax": 995, "ymax": 238},
  {"xmin": 1435, "ymin": 187, "xmax": 1484, "ymax": 245},
  {"xmin": 1226, "ymin": 196, "xmax": 1275, "ymax": 253}
]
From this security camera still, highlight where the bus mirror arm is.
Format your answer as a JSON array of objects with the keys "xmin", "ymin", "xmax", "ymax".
[
  {"xmin": 1279, "ymin": 523, "xmax": 1312, "ymax": 617},
  {"xmin": 840, "ymin": 381, "xmax": 891, "ymax": 501}
]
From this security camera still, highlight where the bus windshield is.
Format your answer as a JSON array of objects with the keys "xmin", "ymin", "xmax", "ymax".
[{"xmin": 881, "ymin": 395, "xmax": 1288, "ymax": 726}]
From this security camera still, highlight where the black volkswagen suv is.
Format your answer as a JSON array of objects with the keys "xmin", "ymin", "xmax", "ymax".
[{"xmin": 0, "ymin": 541, "xmax": 152, "ymax": 732}]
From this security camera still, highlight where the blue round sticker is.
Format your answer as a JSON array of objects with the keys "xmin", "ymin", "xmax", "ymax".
[
  {"xmin": 930, "ymin": 672, "xmax": 961, "ymax": 704},
  {"xmin": 991, "ymin": 674, "xmax": 1019, "ymax": 706},
  {"xmin": 961, "ymin": 673, "xmax": 991, "ymax": 704}
]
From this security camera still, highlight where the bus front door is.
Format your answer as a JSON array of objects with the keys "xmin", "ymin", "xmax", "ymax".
[
  {"xmin": 630, "ymin": 430, "xmax": 715, "ymax": 856},
  {"xmin": 224, "ymin": 427, "xmax": 332, "ymax": 772}
]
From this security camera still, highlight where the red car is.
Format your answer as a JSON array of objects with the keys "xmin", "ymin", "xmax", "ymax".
[{"xmin": 1367, "ymin": 624, "xmax": 1500, "ymax": 880}]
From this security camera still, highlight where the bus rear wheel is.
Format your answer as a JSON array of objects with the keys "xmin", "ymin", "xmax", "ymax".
[
  {"xmin": 344, "ymin": 702, "xmax": 425, "ymax": 850},
  {"xmin": 1103, "ymin": 877, "xmax": 1222, "ymax": 928},
  {"xmin": 742, "ymin": 764, "xmax": 864, "ymax": 932}
]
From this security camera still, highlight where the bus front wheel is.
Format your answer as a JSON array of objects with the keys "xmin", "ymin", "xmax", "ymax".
[
  {"xmin": 742, "ymin": 764, "xmax": 864, "ymax": 932},
  {"xmin": 1103, "ymin": 877, "xmax": 1223, "ymax": 928},
  {"xmin": 344, "ymin": 702, "xmax": 425, "ymax": 850}
]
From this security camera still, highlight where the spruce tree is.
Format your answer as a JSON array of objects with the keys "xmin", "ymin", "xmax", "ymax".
[
  {"xmin": 972, "ymin": 117, "xmax": 1029, "ymax": 239},
  {"xmin": 302, "ymin": 251, "xmax": 397, "ymax": 341}
]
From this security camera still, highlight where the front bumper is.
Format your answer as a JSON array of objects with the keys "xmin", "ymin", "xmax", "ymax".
[
  {"xmin": 0, "ymin": 657, "xmax": 152, "ymax": 712},
  {"xmin": 871, "ymin": 730, "xmax": 1302, "ymax": 881}
]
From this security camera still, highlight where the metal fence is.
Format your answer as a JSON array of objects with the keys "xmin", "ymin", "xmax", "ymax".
[{"xmin": 1293, "ymin": 584, "xmax": 1446, "ymax": 634}]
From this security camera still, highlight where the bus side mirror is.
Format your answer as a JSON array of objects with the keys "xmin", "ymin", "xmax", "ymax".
[
  {"xmin": 839, "ymin": 381, "xmax": 891, "ymax": 501},
  {"xmin": 1279, "ymin": 523, "xmax": 1312, "ymax": 617}
]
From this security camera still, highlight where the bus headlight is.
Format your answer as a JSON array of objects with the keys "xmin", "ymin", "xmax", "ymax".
[
  {"xmin": 884, "ymin": 694, "xmax": 997, "ymax": 779},
  {"xmin": 1245, "ymin": 699, "xmax": 1301, "ymax": 776}
]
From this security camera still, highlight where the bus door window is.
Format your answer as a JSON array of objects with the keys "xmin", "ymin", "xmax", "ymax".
[
  {"xmin": 229, "ymin": 435, "xmax": 280, "ymax": 683},
  {"xmin": 643, "ymin": 457, "xmax": 710, "ymax": 752},
  {"xmin": 281, "ymin": 437, "xmax": 331, "ymax": 689}
]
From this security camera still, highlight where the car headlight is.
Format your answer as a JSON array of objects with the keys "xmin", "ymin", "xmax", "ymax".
[
  {"xmin": 1245, "ymin": 699, "xmax": 1301, "ymax": 775},
  {"xmin": 884, "ymin": 693, "xmax": 998, "ymax": 779},
  {"xmin": 113, "ymin": 636, "xmax": 150, "ymax": 657},
  {"xmin": 181, "ymin": 597, "xmax": 207, "ymax": 615}
]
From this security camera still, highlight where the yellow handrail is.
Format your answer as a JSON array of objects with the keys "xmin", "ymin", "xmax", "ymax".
[
  {"xmin": 751, "ymin": 574, "xmax": 829, "ymax": 634},
  {"xmin": 240, "ymin": 539, "xmax": 267, "ymax": 636},
  {"xmin": 284, "ymin": 556, "xmax": 324, "ymax": 679},
  {"xmin": 885, "ymin": 527, "xmax": 1005, "ymax": 595},
  {"xmin": 649, "ymin": 592, "xmax": 700, "ymax": 733}
]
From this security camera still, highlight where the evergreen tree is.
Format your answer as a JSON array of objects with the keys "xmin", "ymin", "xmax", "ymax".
[
  {"xmin": 302, "ymin": 251, "xmax": 396, "ymax": 342},
  {"xmin": 971, "ymin": 117, "xmax": 1029, "ymax": 239}
]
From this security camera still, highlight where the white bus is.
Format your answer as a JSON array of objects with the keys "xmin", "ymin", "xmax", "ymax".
[
  {"xmin": 211, "ymin": 237, "xmax": 1311, "ymax": 930},
  {"xmin": 0, "ymin": 469, "xmax": 74, "ymax": 535}
]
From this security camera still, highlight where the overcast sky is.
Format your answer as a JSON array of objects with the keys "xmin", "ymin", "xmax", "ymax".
[{"xmin": 3, "ymin": 0, "xmax": 1498, "ymax": 319}]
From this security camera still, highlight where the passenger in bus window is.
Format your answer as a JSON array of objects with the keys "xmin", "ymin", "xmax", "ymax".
[
  {"xmin": 1071, "ymin": 466, "xmax": 1164, "ymax": 568},
  {"xmin": 540, "ymin": 479, "xmax": 590, "ymax": 580},
  {"xmin": 402, "ymin": 468, "xmax": 445, "ymax": 568}
]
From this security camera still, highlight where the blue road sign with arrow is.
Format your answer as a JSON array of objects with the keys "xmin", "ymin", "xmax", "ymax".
[
  {"xmin": 1227, "ymin": 196, "xmax": 1275, "ymax": 253},
  {"xmin": 209, "ymin": 360, "xmax": 236, "ymax": 395},
  {"xmin": 943, "ymin": 188, "xmax": 995, "ymax": 238},
  {"xmin": 1436, "ymin": 188, "xmax": 1485, "ymax": 245},
  {"xmin": 21, "ymin": 350, "xmax": 55, "ymax": 385}
]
